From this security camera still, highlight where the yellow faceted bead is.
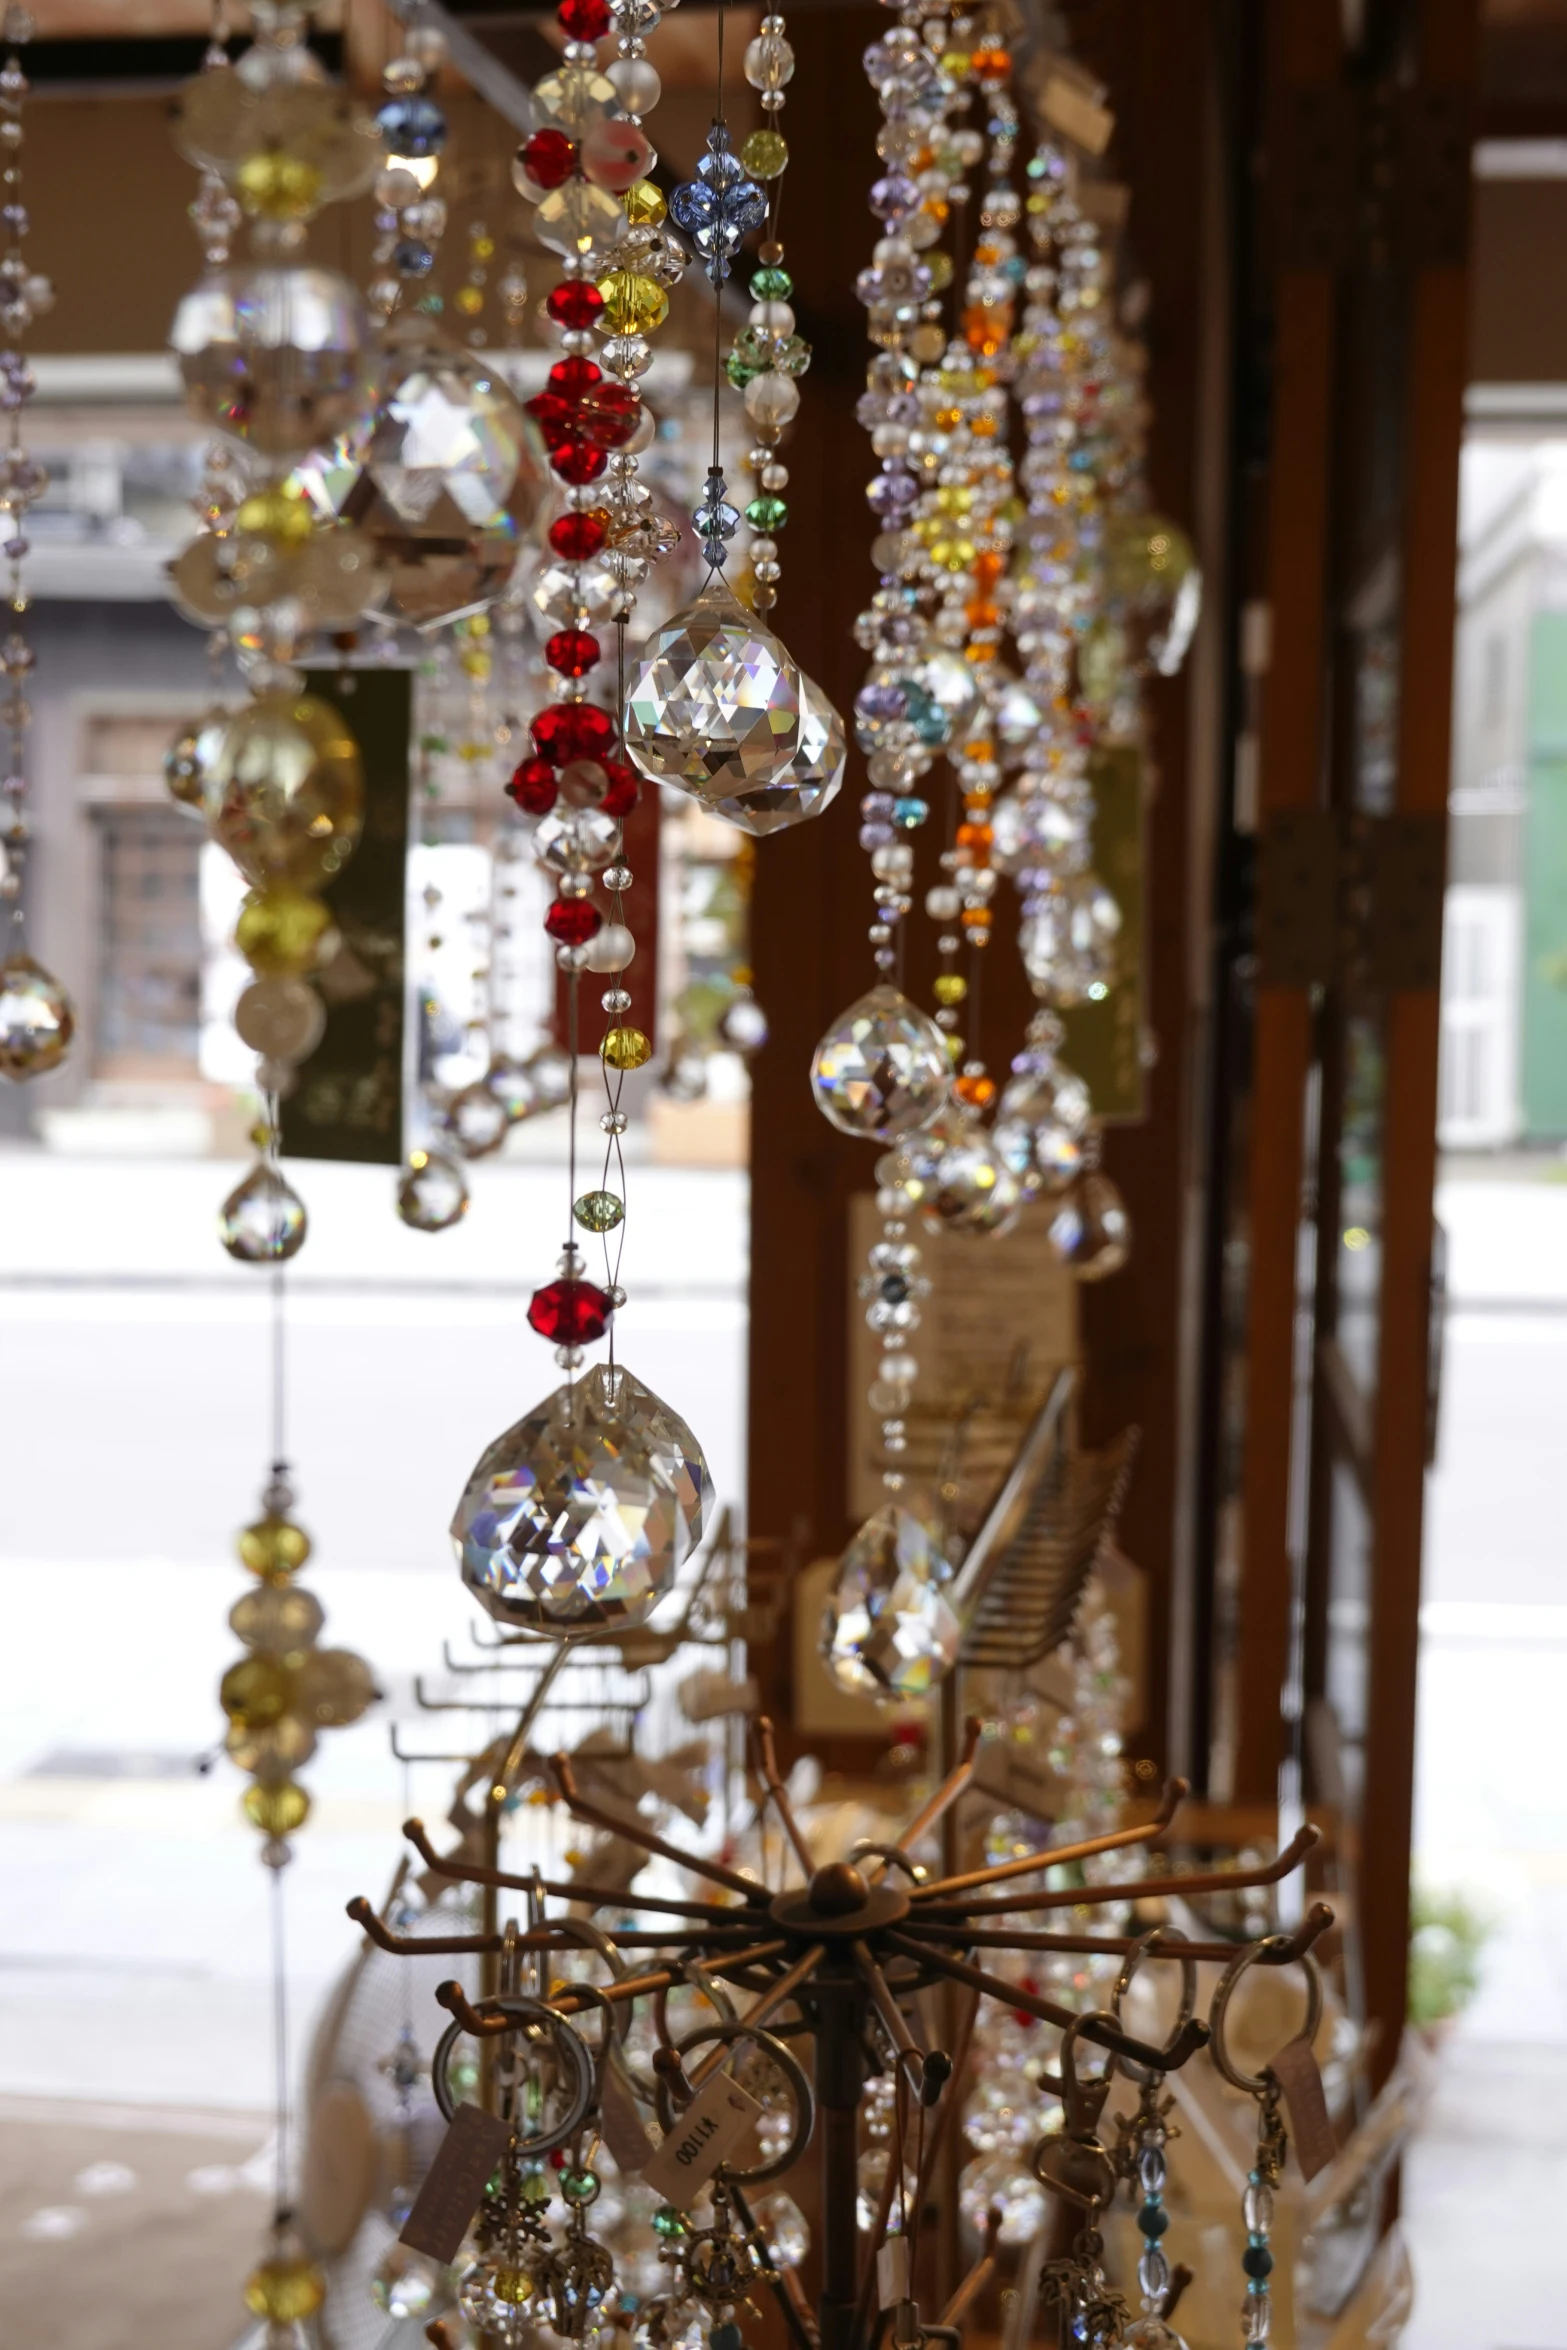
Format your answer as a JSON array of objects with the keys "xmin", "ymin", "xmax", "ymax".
[
  {"xmin": 243, "ymin": 1779, "xmax": 312, "ymax": 1836},
  {"xmin": 236, "ymin": 151, "xmax": 324, "ymax": 221},
  {"xmin": 471, "ymin": 233, "xmax": 497, "ymax": 261},
  {"xmin": 226, "ymin": 1714, "xmax": 317, "ymax": 1776},
  {"xmin": 295, "ymin": 1647, "xmax": 378, "ymax": 1729},
  {"xmin": 235, "ymin": 487, "xmax": 314, "ymax": 549},
  {"xmin": 926, "ymin": 251, "xmax": 954, "ymax": 293},
  {"xmin": 596, "ymin": 270, "xmax": 668, "ymax": 336},
  {"xmin": 933, "ymin": 973, "xmax": 967, "ymax": 1006},
  {"xmin": 490, "ymin": 2268, "xmax": 534, "ymax": 2308},
  {"xmin": 601, "ymin": 1025, "xmax": 652, "ymax": 1071},
  {"xmin": 244, "ymin": 2256, "xmax": 326, "ymax": 2322},
  {"xmin": 741, "ymin": 128, "xmax": 789, "ymax": 179},
  {"xmin": 235, "ymin": 885, "xmax": 332, "ymax": 978},
  {"xmin": 624, "ymin": 178, "xmax": 666, "ymax": 226},
  {"xmin": 455, "ymin": 284, "xmax": 484, "ymax": 316},
  {"xmin": 237, "ymin": 1513, "xmax": 313, "ymax": 1582},
  {"xmin": 220, "ymin": 1655, "xmax": 295, "ymax": 1730},
  {"xmin": 458, "ymin": 647, "xmax": 492, "ymax": 679},
  {"xmin": 935, "ymin": 484, "xmax": 974, "ymax": 517}
]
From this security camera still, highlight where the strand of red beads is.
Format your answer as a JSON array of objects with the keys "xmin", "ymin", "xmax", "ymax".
[{"xmin": 507, "ymin": 0, "xmax": 664, "ymax": 1372}]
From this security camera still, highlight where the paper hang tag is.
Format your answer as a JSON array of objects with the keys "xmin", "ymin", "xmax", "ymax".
[
  {"xmin": 680, "ymin": 1668, "xmax": 761, "ymax": 1724},
  {"xmin": 1042, "ymin": 72, "xmax": 1116, "ymax": 157},
  {"xmin": 877, "ymin": 2236, "xmax": 912, "ymax": 2311},
  {"xmin": 398, "ymin": 2104, "xmax": 512, "ymax": 2264},
  {"xmin": 1271, "ymin": 2035, "xmax": 1336, "ymax": 2181},
  {"xmin": 598, "ymin": 2044, "xmax": 658, "ymax": 2177},
  {"xmin": 640, "ymin": 2071, "xmax": 763, "ymax": 2207}
]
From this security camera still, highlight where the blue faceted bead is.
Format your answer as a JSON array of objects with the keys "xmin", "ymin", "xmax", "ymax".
[
  {"xmin": 377, "ymin": 94, "xmax": 447, "ymax": 156},
  {"xmin": 892, "ymin": 796, "xmax": 929, "ymax": 828},
  {"xmin": 711, "ymin": 2328, "xmax": 744, "ymax": 2350},
  {"xmin": 1137, "ymin": 2201, "xmax": 1169, "ymax": 2239}
]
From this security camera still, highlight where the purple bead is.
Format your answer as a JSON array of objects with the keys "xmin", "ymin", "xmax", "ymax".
[
  {"xmin": 857, "ymin": 685, "xmax": 906, "ymax": 723},
  {"xmin": 859, "ymin": 824, "xmax": 895, "ymax": 852},
  {"xmin": 860, "ymin": 792, "xmax": 896, "ymax": 817},
  {"xmin": 869, "ymin": 174, "xmax": 919, "ymax": 222}
]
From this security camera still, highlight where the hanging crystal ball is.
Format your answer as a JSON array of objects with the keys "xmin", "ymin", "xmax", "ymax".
[
  {"xmin": 451, "ymin": 1362, "xmax": 711, "ymax": 1635},
  {"xmin": 625, "ymin": 577, "xmax": 843, "ymax": 835},
  {"xmin": 219, "ymin": 1162, "xmax": 308, "ymax": 1262},
  {"xmin": 0, "ymin": 952, "xmax": 74, "ymax": 1080},
  {"xmin": 886, "ymin": 1110, "xmax": 1028, "ymax": 1239},
  {"xmin": 993, "ymin": 1056, "xmax": 1092, "ymax": 1196},
  {"xmin": 821, "ymin": 1499, "xmax": 961, "ymax": 1699},
  {"xmin": 810, "ymin": 984, "xmax": 949, "ymax": 1140},
  {"xmin": 397, "ymin": 1149, "xmax": 469, "ymax": 1233}
]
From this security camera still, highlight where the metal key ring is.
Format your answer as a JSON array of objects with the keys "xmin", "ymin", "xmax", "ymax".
[
  {"xmin": 1032, "ymin": 2012, "xmax": 1119, "ymax": 2211},
  {"xmin": 1108, "ymin": 1929, "xmax": 1198, "ymax": 2088},
  {"xmin": 653, "ymin": 2019, "xmax": 814, "ymax": 2186},
  {"xmin": 541, "ymin": 1915, "xmax": 633, "ymax": 2046},
  {"xmin": 1209, "ymin": 1935, "xmax": 1325, "ymax": 2096},
  {"xmin": 433, "ymin": 1993, "xmax": 596, "ymax": 2152}
]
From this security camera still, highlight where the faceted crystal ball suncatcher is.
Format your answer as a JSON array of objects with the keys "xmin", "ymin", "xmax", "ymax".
[
  {"xmin": 822, "ymin": 1499, "xmax": 961, "ymax": 1699},
  {"xmin": 0, "ymin": 952, "xmax": 74, "ymax": 1080},
  {"xmin": 811, "ymin": 984, "xmax": 949, "ymax": 1141},
  {"xmin": 171, "ymin": 267, "xmax": 375, "ymax": 464},
  {"xmin": 451, "ymin": 1362, "xmax": 710, "ymax": 1635},
  {"xmin": 625, "ymin": 579, "xmax": 843, "ymax": 834}
]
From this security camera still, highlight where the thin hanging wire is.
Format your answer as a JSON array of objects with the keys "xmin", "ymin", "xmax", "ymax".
[{"xmin": 270, "ymin": 1866, "xmax": 291, "ymax": 2225}]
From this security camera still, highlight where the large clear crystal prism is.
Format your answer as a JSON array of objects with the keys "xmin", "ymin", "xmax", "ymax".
[
  {"xmin": 451, "ymin": 1362, "xmax": 706, "ymax": 1635},
  {"xmin": 625, "ymin": 579, "xmax": 841, "ymax": 833},
  {"xmin": 322, "ymin": 320, "xmax": 545, "ymax": 625},
  {"xmin": 810, "ymin": 984, "xmax": 948, "ymax": 1140},
  {"xmin": 822, "ymin": 1499, "xmax": 960, "ymax": 1698}
]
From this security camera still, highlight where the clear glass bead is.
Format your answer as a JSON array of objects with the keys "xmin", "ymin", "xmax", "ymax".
[
  {"xmin": 219, "ymin": 1161, "xmax": 307, "ymax": 1263},
  {"xmin": 1243, "ymin": 2182, "xmax": 1274, "ymax": 2233},
  {"xmin": 810, "ymin": 983, "xmax": 948, "ymax": 1140}
]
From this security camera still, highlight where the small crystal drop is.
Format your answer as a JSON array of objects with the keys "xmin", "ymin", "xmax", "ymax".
[
  {"xmin": 1137, "ymin": 2245, "xmax": 1171, "ymax": 2300},
  {"xmin": 822, "ymin": 1497, "xmax": 960, "ymax": 1699},
  {"xmin": 1048, "ymin": 1169, "xmax": 1131, "ymax": 1279},
  {"xmin": 446, "ymin": 1078, "xmax": 511, "ymax": 1159},
  {"xmin": 219, "ymin": 1162, "xmax": 307, "ymax": 1262},
  {"xmin": 0, "ymin": 950, "xmax": 73, "ymax": 1078},
  {"xmin": 397, "ymin": 1150, "xmax": 469, "ymax": 1232},
  {"xmin": 888, "ymin": 1110, "xmax": 1027, "ymax": 1238},
  {"xmin": 810, "ymin": 983, "xmax": 948, "ymax": 1140}
]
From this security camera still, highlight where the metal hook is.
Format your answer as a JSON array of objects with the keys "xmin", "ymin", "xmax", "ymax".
[{"xmin": 1209, "ymin": 1935, "xmax": 1326, "ymax": 2097}]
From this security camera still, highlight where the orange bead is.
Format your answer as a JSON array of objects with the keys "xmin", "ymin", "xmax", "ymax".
[
  {"xmin": 973, "ymin": 550, "xmax": 1005, "ymax": 588},
  {"xmin": 961, "ymin": 738, "xmax": 994, "ymax": 764},
  {"xmin": 965, "ymin": 599, "xmax": 999, "ymax": 630},
  {"xmin": 956, "ymin": 822, "xmax": 994, "ymax": 851},
  {"xmin": 954, "ymin": 1072, "xmax": 997, "ymax": 1108},
  {"xmin": 960, "ymin": 906, "xmax": 992, "ymax": 932}
]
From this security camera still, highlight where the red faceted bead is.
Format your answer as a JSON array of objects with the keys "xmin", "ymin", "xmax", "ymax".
[
  {"xmin": 546, "ymin": 279, "xmax": 604, "ymax": 331},
  {"xmin": 527, "ymin": 1276, "xmax": 612, "ymax": 1345},
  {"xmin": 558, "ymin": 0, "xmax": 611, "ymax": 39},
  {"xmin": 549, "ymin": 510, "xmax": 608, "ymax": 560},
  {"xmin": 548, "ymin": 356, "xmax": 602, "ymax": 396},
  {"xmin": 552, "ymin": 440, "xmax": 608, "ymax": 485},
  {"xmin": 521, "ymin": 129, "xmax": 577, "ymax": 191},
  {"xmin": 532, "ymin": 699, "xmax": 616, "ymax": 765},
  {"xmin": 577, "ymin": 381, "xmax": 642, "ymax": 452},
  {"xmin": 598, "ymin": 759, "xmax": 639, "ymax": 818},
  {"xmin": 545, "ymin": 896, "xmax": 603, "ymax": 947},
  {"xmin": 507, "ymin": 756, "xmax": 559, "ymax": 814},
  {"xmin": 546, "ymin": 628, "xmax": 602, "ymax": 679},
  {"xmin": 525, "ymin": 390, "xmax": 577, "ymax": 430}
]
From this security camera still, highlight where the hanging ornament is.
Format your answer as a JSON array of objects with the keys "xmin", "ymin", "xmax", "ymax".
[
  {"xmin": 397, "ymin": 1145, "xmax": 470, "ymax": 1233},
  {"xmin": 0, "ymin": 11, "xmax": 71, "ymax": 1082},
  {"xmin": 219, "ymin": 1156, "xmax": 308, "ymax": 1263},
  {"xmin": 625, "ymin": 576, "xmax": 844, "ymax": 833},
  {"xmin": 992, "ymin": 1010, "xmax": 1093, "ymax": 1196},
  {"xmin": 881, "ymin": 1110, "xmax": 1028, "ymax": 1240},
  {"xmin": 1048, "ymin": 1137, "xmax": 1132, "ymax": 1281},
  {"xmin": 810, "ymin": 984, "xmax": 948, "ymax": 1140},
  {"xmin": 451, "ymin": 1360, "xmax": 712, "ymax": 1635},
  {"xmin": 821, "ymin": 1495, "xmax": 961, "ymax": 1699}
]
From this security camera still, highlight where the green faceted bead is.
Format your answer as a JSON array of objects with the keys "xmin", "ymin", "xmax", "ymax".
[
  {"xmin": 652, "ymin": 2204, "xmax": 686, "ymax": 2239},
  {"xmin": 561, "ymin": 2167, "xmax": 600, "ymax": 2205},
  {"xmin": 573, "ymin": 1188, "xmax": 625, "ymax": 1233},
  {"xmin": 727, "ymin": 349, "xmax": 762, "ymax": 391},
  {"xmin": 751, "ymin": 264, "xmax": 794, "ymax": 301},
  {"xmin": 746, "ymin": 495, "xmax": 788, "ymax": 532}
]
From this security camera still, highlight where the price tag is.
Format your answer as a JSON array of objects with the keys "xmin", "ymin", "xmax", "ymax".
[
  {"xmin": 1272, "ymin": 2035, "xmax": 1336, "ymax": 2181},
  {"xmin": 598, "ymin": 2045, "xmax": 658, "ymax": 2176},
  {"xmin": 680, "ymin": 1669, "xmax": 760, "ymax": 1724},
  {"xmin": 398, "ymin": 2105, "xmax": 511, "ymax": 2264},
  {"xmin": 1042, "ymin": 73, "xmax": 1115, "ymax": 156},
  {"xmin": 877, "ymin": 2236, "xmax": 912, "ymax": 2310},
  {"xmin": 641, "ymin": 2071, "xmax": 762, "ymax": 2207}
]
